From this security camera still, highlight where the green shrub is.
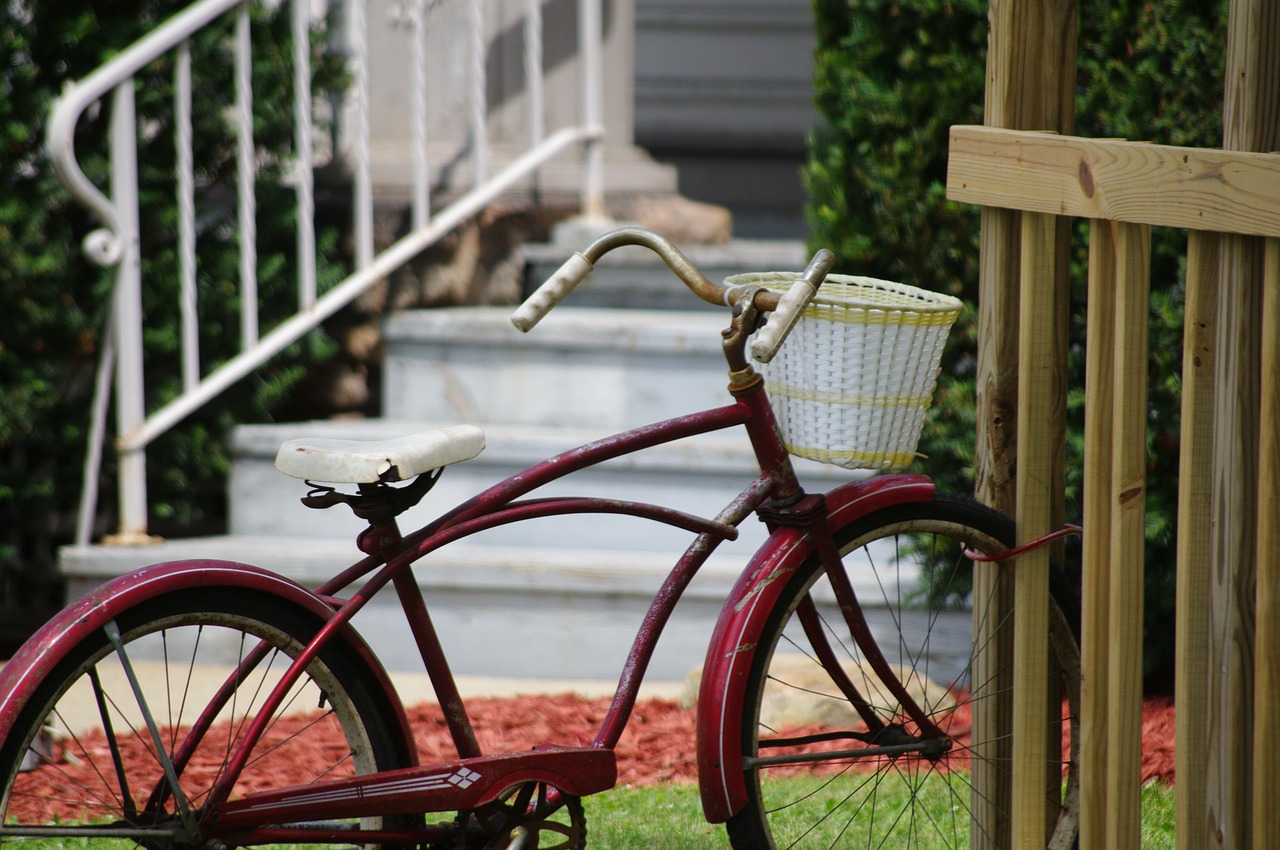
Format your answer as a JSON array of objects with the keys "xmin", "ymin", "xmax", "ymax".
[
  {"xmin": 806, "ymin": 0, "xmax": 1228, "ymax": 686},
  {"xmin": 0, "ymin": 2, "xmax": 345, "ymax": 621}
]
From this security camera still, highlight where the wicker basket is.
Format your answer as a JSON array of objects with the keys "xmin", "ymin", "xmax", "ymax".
[{"xmin": 730, "ymin": 272, "xmax": 963, "ymax": 470}]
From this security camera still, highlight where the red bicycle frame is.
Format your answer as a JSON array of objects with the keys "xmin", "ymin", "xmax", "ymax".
[{"xmin": 0, "ymin": 229, "xmax": 949, "ymax": 846}]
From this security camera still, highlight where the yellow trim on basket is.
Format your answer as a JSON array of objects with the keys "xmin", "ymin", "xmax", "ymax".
[
  {"xmin": 724, "ymin": 272, "xmax": 964, "ymax": 321},
  {"xmin": 764, "ymin": 382, "xmax": 935, "ymax": 408},
  {"xmin": 801, "ymin": 303, "xmax": 960, "ymax": 328},
  {"xmin": 786, "ymin": 443, "xmax": 920, "ymax": 468}
]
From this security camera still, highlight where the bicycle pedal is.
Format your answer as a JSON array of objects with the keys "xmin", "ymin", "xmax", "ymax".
[{"xmin": 502, "ymin": 826, "xmax": 530, "ymax": 850}]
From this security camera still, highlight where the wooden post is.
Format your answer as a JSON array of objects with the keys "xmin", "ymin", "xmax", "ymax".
[
  {"xmin": 1103, "ymin": 221, "xmax": 1150, "ymax": 848},
  {"xmin": 1253, "ymin": 237, "xmax": 1280, "ymax": 850},
  {"xmin": 976, "ymin": 6, "xmax": 1075, "ymax": 843},
  {"xmin": 977, "ymin": 0, "xmax": 1078, "ymax": 515},
  {"xmin": 1011, "ymin": 211, "xmax": 1060, "ymax": 849},
  {"xmin": 1207, "ymin": 229, "xmax": 1260, "ymax": 850},
  {"xmin": 1081, "ymin": 219, "xmax": 1151, "ymax": 850},
  {"xmin": 1210, "ymin": 4, "xmax": 1280, "ymax": 845},
  {"xmin": 1081, "ymin": 222, "xmax": 1117, "ymax": 849},
  {"xmin": 1175, "ymin": 231, "xmax": 1219, "ymax": 850}
]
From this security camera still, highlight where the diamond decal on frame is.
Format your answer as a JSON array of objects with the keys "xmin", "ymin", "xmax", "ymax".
[{"xmin": 448, "ymin": 767, "xmax": 482, "ymax": 789}]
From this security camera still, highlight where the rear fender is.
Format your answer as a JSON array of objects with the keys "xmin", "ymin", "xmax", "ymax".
[
  {"xmin": 696, "ymin": 474, "xmax": 935, "ymax": 823},
  {"xmin": 0, "ymin": 560, "xmax": 416, "ymax": 767}
]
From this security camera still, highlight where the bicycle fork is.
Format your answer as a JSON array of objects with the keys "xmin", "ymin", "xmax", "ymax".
[
  {"xmin": 808, "ymin": 502, "xmax": 949, "ymax": 746},
  {"xmin": 759, "ymin": 493, "xmax": 949, "ymax": 756}
]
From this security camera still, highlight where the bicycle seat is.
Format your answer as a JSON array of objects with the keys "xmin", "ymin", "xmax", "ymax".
[{"xmin": 274, "ymin": 425, "xmax": 486, "ymax": 484}]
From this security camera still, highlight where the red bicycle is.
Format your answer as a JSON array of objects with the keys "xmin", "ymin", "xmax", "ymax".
[{"xmin": 0, "ymin": 227, "xmax": 1080, "ymax": 848}]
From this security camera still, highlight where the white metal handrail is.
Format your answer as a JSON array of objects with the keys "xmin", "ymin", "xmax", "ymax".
[{"xmin": 49, "ymin": 0, "xmax": 606, "ymax": 544}]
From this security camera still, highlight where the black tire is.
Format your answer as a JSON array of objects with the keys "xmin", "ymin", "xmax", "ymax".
[
  {"xmin": 0, "ymin": 587, "xmax": 413, "ymax": 848},
  {"xmin": 725, "ymin": 493, "xmax": 1080, "ymax": 849}
]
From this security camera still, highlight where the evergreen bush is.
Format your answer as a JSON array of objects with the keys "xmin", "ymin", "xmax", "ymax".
[
  {"xmin": 806, "ymin": 0, "xmax": 1228, "ymax": 685},
  {"xmin": 0, "ymin": 2, "xmax": 345, "ymax": 630}
]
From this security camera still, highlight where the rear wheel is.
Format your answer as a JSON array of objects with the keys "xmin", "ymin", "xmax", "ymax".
[
  {"xmin": 726, "ymin": 493, "xmax": 1080, "ymax": 849},
  {"xmin": 0, "ymin": 587, "xmax": 412, "ymax": 848}
]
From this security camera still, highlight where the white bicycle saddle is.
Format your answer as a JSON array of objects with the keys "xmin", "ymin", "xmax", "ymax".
[{"xmin": 274, "ymin": 425, "xmax": 486, "ymax": 484}]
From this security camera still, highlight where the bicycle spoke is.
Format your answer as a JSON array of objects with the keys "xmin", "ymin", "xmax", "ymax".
[
  {"xmin": 102, "ymin": 619, "xmax": 196, "ymax": 829},
  {"xmin": 87, "ymin": 666, "xmax": 137, "ymax": 819}
]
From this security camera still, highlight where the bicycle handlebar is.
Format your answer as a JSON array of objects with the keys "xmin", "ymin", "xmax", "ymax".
[
  {"xmin": 510, "ymin": 226, "xmax": 835, "ymax": 361},
  {"xmin": 510, "ymin": 251, "xmax": 594, "ymax": 332},
  {"xmin": 748, "ymin": 248, "xmax": 834, "ymax": 363}
]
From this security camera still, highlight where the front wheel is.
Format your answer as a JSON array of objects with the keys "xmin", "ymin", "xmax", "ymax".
[
  {"xmin": 726, "ymin": 493, "xmax": 1080, "ymax": 849},
  {"xmin": 0, "ymin": 587, "xmax": 412, "ymax": 848}
]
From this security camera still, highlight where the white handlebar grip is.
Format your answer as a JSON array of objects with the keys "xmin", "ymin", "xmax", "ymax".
[
  {"xmin": 750, "ymin": 276, "xmax": 817, "ymax": 363},
  {"xmin": 511, "ymin": 252, "xmax": 594, "ymax": 332}
]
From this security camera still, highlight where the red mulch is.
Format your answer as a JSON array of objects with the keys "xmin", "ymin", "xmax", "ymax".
[
  {"xmin": 411, "ymin": 693, "xmax": 1177, "ymax": 787},
  {"xmin": 1140, "ymin": 693, "xmax": 1176, "ymax": 785},
  {"xmin": 10, "ymin": 693, "xmax": 1177, "ymax": 824}
]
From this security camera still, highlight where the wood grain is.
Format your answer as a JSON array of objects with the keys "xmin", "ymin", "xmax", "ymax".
[
  {"xmin": 1103, "ymin": 222, "xmax": 1150, "ymax": 849},
  {"xmin": 1211, "ymin": 4, "xmax": 1280, "ymax": 845},
  {"xmin": 1253, "ymin": 237, "xmax": 1280, "ymax": 850},
  {"xmin": 1175, "ymin": 231, "xmax": 1219, "ymax": 850},
  {"xmin": 1011, "ymin": 211, "xmax": 1060, "ymax": 849},
  {"xmin": 974, "ymin": 6, "xmax": 1076, "ymax": 845},
  {"xmin": 1081, "ymin": 221, "xmax": 1117, "ymax": 850},
  {"xmin": 948, "ymin": 126, "xmax": 1280, "ymax": 237}
]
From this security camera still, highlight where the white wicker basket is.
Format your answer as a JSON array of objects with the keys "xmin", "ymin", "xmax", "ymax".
[{"xmin": 730, "ymin": 272, "xmax": 963, "ymax": 470}]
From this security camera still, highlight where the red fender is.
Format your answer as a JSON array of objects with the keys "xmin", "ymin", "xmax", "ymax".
[
  {"xmin": 696, "ymin": 474, "xmax": 935, "ymax": 823},
  {"xmin": 0, "ymin": 560, "xmax": 417, "ymax": 767}
]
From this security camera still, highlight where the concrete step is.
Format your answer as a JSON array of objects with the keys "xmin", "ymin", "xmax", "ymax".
[{"xmin": 382, "ymin": 306, "xmax": 733, "ymax": 429}]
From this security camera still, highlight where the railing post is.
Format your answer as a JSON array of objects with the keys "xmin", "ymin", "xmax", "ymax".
[
  {"xmin": 578, "ymin": 0, "xmax": 605, "ymax": 219},
  {"xmin": 108, "ymin": 81, "xmax": 150, "ymax": 543},
  {"xmin": 293, "ymin": 0, "xmax": 317, "ymax": 310},
  {"xmin": 525, "ymin": 0, "xmax": 545, "ymax": 149},
  {"xmin": 469, "ymin": 0, "xmax": 489, "ymax": 187},
  {"xmin": 410, "ymin": 0, "xmax": 431, "ymax": 229},
  {"xmin": 349, "ymin": 0, "xmax": 373, "ymax": 271}
]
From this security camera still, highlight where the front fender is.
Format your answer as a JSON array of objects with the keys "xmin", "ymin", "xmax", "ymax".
[
  {"xmin": 0, "ymin": 560, "xmax": 416, "ymax": 766},
  {"xmin": 696, "ymin": 474, "xmax": 935, "ymax": 823}
]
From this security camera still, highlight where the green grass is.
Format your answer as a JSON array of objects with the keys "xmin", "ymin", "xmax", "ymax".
[
  {"xmin": 1140, "ymin": 780, "xmax": 1177, "ymax": 849},
  {"xmin": 585, "ymin": 779, "xmax": 1179, "ymax": 849},
  {"xmin": 585, "ymin": 783, "xmax": 726, "ymax": 848}
]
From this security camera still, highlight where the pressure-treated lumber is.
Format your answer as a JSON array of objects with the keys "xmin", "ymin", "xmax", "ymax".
[
  {"xmin": 1103, "ymin": 222, "xmax": 1150, "ymax": 848},
  {"xmin": 974, "ymin": 6, "xmax": 1076, "ymax": 845},
  {"xmin": 1212, "ymin": 5, "xmax": 1280, "ymax": 845},
  {"xmin": 1010, "ymin": 211, "xmax": 1060, "ymax": 849},
  {"xmin": 1080, "ymin": 223, "xmax": 1117, "ymax": 849},
  {"xmin": 975, "ymin": 0, "xmax": 1077, "ymax": 516},
  {"xmin": 1207, "ymin": 233, "xmax": 1261, "ymax": 850},
  {"xmin": 948, "ymin": 126, "xmax": 1280, "ymax": 237},
  {"xmin": 1253, "ymin": 237, "xmax": 1280, "ymax": 850},
  {"xmin": 1174, "ymin": 231, "xmax": 1219, "ymax": 850}
]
